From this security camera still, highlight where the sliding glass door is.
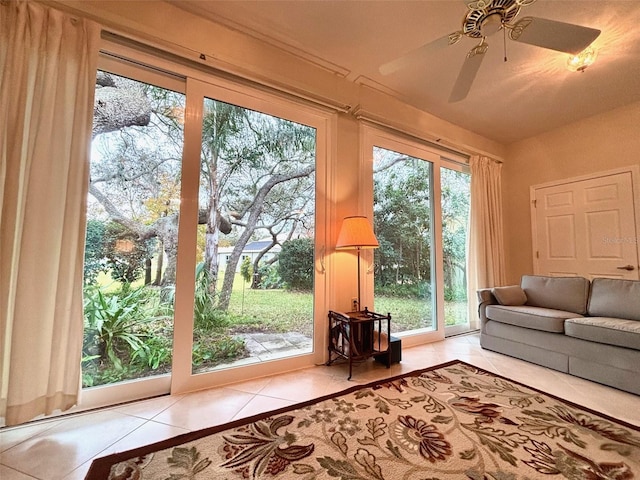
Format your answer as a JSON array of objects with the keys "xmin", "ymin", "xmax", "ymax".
[
  {"xmin": 81, "ymin": 44, "xmax": 328, "ymax": 407},
  {"xmin": 365, "ymin": 127, "xmax": 473, "ymax": 345},
  {"xmin": 82, "ymin": 58, "xmax": 185, "ymax": 405},
  {"xmin": 170, "ymin": 78, "xmax": 327, "ymax": 394},
  {"xmin": 189, "ymin": 94, "xmax": 316, "ymax": 376},
  {"xmin": 372, "ymin": 146, "xmax": 437, "ymax": 336}
]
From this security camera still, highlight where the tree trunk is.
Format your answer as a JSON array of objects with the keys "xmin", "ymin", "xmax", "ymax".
[
  {"xmin": 154, "ymin": 242, "xmax": 164, "ymax": 285},
  {"xmin": 204, "ymin": 164, "xmax": 221, "ymax": 295},
  {"xmin": 155, "ymin": 216, "xmax": 179, "ymax": 285},
  {"xmin": 218, "ymin": 230, "xmax": 253, "ymax": 310},
  {"xmin": 217, "ymin": 166, "xmax": 314, "ymax": 310},
  {"xmin": 204, "ymin": 230, "xmax": 220, "ymax": 293},
  {"xmin": 251, "ymin": 233, "xmax": 278, "ymax": 288},
  {"xmin": 145, "ymin": 258, "xmax": 152, "ymax": 285}
]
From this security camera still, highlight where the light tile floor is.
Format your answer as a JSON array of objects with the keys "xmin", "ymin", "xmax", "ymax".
[{"xmin": 1, "ymin": 333, "xmax": 639, "ymax": 479}]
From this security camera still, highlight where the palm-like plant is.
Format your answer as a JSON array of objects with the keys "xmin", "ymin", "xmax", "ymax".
[{"xmin": 83, "ymin": 285, "xmax": 150, "ymax": 370}]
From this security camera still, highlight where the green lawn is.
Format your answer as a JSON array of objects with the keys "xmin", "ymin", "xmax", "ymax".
[
  {"xmin": 226, "ymin": 274, "xmax": 468, "ymax": 336},
  {"xmin": 93, "ymin": 271, "xmax": 468, "ymax": 334},
  {"xmin": 227, "ymin": 276, "xmax": 314, "ymax": 335},
  {"xmin": 375, "ymin": 295, "xmax": 468, "ymax": 333}
]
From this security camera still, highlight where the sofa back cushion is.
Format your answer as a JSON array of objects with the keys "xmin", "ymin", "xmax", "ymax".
[
  {"xmin": 588, "ymin": 278, "xmax": 640, "ymax": 321},
  {"xmin": 520, "ymin": 275, "xmax": 590, "ymax": 314}
]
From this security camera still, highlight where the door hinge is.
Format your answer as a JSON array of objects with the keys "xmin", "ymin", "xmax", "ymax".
[
  {"xmin": 536, "ymin": 251, "xmax": 539, "ymax": 259},
  {"xmin": 532, "ymin": 199, "xmax": 537, "ymax": 208}
]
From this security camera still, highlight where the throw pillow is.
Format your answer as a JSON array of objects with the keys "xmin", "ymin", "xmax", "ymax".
[{"xmin": 492, "ymin": 285, "xmax": 527, "ymax": 306}]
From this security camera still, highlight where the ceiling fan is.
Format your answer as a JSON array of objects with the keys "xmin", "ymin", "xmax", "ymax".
[{"xmin": 379, "ymin": 0, "xmax": 601, "ymax": 102}]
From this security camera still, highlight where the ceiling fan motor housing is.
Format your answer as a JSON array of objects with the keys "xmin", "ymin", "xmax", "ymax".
[{"xmin": 463, "ymin": 0, "xmax": 522, "ymax": 38}]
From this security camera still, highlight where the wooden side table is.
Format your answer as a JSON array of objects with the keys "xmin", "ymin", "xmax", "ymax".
[{"xmin": 327, "ymin": 308, "xmax": 392, "ymax": 379}]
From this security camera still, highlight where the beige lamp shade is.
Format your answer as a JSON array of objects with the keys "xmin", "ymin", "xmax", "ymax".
[{"xmin": 336, "ymin": 216, "xmax": 379, "ymax": 249}]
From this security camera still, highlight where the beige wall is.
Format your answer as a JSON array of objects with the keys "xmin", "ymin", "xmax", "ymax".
[{"xmin": 503, "ymin": 101, "xmax": 640, "ymax": 284}]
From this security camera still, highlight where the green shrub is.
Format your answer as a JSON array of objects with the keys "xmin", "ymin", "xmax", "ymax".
[
  {"xmin": 278, "ymin": 238, "xmax": 313, "ymax": 291},
  {"xmin": 103, "ymin": 222, "xmax": 153, "ymax": 284},
  {"xmin": 192, "ymin": 335, "xmax": 247, "ymax": 367},
  {"xmin": 375, "ymin": 281, "xmax": 432, "ymax": 299},
  {"xmin": 257, "ymin": 263, "xmax": 283, "ymax": 289},
  {"xmin": 133, "ymin": 335, "xmax": 172, "ymax": 370},
  {"xmin": 444, "ymin": 286, "xmax": 467, "ymax": 302},
  {"xmin": 81, "ymin": 276, "xmax": 253, "ymax": 387},
  {"xmin": 83, "ymin": 219, "xmax": 107, "ymax": 284},
  {"xmin": 194, "ymin": 262, "xmax": 229, "ymax": 330}
]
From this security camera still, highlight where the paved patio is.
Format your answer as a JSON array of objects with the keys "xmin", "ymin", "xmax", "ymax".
[{"xmin": 227, "ymin": 332, "xmax": 314, "ymax": 366}]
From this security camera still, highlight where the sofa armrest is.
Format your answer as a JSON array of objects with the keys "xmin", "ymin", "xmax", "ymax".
[{"xmin": 477, "ymin": 288, "xmax": 499, "ymax": 333}]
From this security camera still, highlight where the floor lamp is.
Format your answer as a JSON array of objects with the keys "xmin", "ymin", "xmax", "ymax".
[{"xmin": 336, "ymin": 216, "xmax": 379, "ymax": 312}]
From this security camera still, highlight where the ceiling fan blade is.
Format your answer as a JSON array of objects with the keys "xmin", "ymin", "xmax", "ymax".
[
  {"xmin": 449, "ymin": 44, "xmax": 487, "ymax": 103},
  {"xmin": 510, "ymin": 17, "xmax": 601, "ymax": 54},
  {"xmin": 379, "ymin": 33, "xmax": 460, "ymax": 75}
]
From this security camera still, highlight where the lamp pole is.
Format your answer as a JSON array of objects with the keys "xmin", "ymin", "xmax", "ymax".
[{"xmin": 356, "ymin": 246, "xmax": 362, "ymax": 311}]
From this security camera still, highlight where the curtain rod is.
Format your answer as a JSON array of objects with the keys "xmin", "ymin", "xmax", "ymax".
[
  {"xmin": 101, "ymin": 31, "xmax": 352, "ymax": 114},
  {"xmin": 352, "ymin": 107, "xmax": 504, "ymax": 164},
  {"xmin": 353, "ymin": 110, "xmax": 469, "ymax": 160}
]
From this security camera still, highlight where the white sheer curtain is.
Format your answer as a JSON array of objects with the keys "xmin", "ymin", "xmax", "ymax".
[
  {"xmin": 467, "ymin": 155, "xmax": 506, "ymax": 328},
  {"xmin": 0, "ymin": 1, "xmax": 99, "ymax": 426}
]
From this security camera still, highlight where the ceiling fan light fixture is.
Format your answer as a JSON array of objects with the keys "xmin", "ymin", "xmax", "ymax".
[{"xmin": 567, "ymin": 46, "xmax": 597, "ymax": 72}]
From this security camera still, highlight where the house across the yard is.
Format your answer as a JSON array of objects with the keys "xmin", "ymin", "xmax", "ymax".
[{"xmin": 218, "ymin": 239, "xmax": 281, "ymax": 272}]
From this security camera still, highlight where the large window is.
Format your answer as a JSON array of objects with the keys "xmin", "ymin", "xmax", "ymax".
[
  {"xmin": 373, "ymin": 147, "xmax": 436, "ymax": 334},
  {"xmin": 83, "ymin": 69, "xmax": 185, "ymax": 388},
  {"xmin": 192, "ymin": 98, "xmax": 316, "ymax": 374},
  {"xmin": 365, "ymin": 128, "xmax": 473, "ymax": 343},
  {"xmin": 80, "ymin": 45, "xmax": 328, "ymax": 407}
]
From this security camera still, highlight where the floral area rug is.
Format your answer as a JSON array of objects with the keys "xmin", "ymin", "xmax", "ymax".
[{"xmin": 86, "ymin": 360, "xmax": 640, "ymax": 479}]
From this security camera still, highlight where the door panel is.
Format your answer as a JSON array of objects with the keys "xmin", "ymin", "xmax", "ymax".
[
  {"xmin": 171, "ymin": 77, "xmax": 327, "ymax": 394},
  {"xmin": 533, "ymin": 171, "xmax": 639, "ymax": 280},
  {"xmin": 81, "ymin": 64, "xmax": 185, "ymax": 408},
  {"xmin": 372, "ymin": 146, "xmax": 437, "ymax": 336},
  {"xmin": 191, "ymin": 94, "xmax": 315, "ymax": 376},
  {"xmin": 441, "ymin": 165, "xmax": 472, "ymax": 336}
]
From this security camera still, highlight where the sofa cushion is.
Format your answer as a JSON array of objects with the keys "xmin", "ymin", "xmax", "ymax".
[
  {"xmin": 492, "ymin": 285, "xmax": 527, "ymax": 306},
  {"xmin": 521, "ymin": 275, "xmax": 590, "ymax": 314},
  {"xmin": 588, "ymin": 278, "xmax": 640, "ymax": 321},
  {"xmin": 485, "ymin": 305, "xmax": 579, "ymax": 333},
  {"xmin": 565, "ymin": 317, "xmax": 640, "ymax": 350}
]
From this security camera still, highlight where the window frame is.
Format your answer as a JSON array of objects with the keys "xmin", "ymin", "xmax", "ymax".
[
  {"xmin": 439, "ymin": 160, "xmax": 473, "ymax": 337},
  {"xmin": 361, "ymin": 125, "xmax": 471, "ymax": 347},
  {"xmin": 82, "ymin": 36, "xmax": 335, "ymax": 408}
]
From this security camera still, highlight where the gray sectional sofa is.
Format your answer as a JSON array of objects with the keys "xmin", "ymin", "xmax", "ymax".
[{"xmin": 478, "ymin": 275, "xmax": 640, "ymax": 395}]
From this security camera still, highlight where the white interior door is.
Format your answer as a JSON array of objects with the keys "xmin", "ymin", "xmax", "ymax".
[{"xmin": 531, "ymin": 168, "xmax": 640, "ymax": 280}]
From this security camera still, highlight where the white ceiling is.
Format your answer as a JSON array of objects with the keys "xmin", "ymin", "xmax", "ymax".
[{"xmin": 168, "ymin": 0, "xmax": 640, "ymax": 144}]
